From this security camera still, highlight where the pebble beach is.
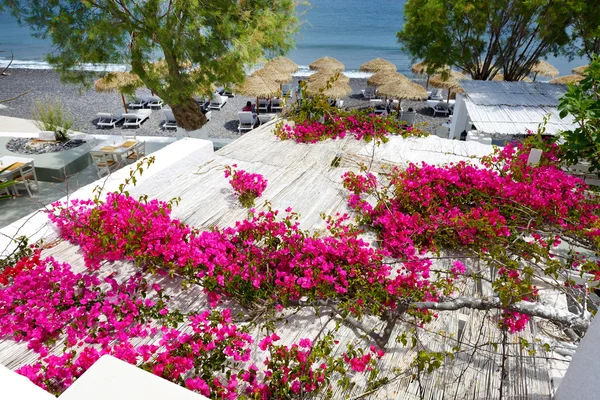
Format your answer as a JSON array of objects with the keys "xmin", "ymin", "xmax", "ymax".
[{"xmin": 0, "ymin": 69, "xmax": 449, "ymax": 139}]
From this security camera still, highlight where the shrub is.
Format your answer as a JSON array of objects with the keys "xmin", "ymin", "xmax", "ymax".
[{"xmin": 31, "ymin": 99, "xmax": 74, "ymax": 142}]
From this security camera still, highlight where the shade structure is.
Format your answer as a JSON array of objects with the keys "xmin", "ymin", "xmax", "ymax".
[
  {"xmin": 149, "ymin": 59, "xmax": 193, "ymax": 76},
  {"xmin": 530, "ymin": 60, "xmax": 559, "ymax": 78},
  {"xmin": 94, "ymin": 71, "xmax": 144, "ymax": 113},
  {"xmin": 308, "ymin": 70, "xmax": 350, "ymax": 86},
  {"xmin": 265, "ymin": 56, "xmax": 298, "ymax": 74},
  {"xmin": 360, "ymin": 58, "xmax": 396, "ymax": 73},
  {"xmin": 367, "ymin": 71, "xmax": 409, "ymax": 87},
  {"xmin": 306, "ymin": 79, "xmax": 351, "ymax": 98},
  {"xmin": 411, "ymin": 61, "xmax": 448, "ymax": 75},
  {"xmin": 309, "ymin": 56, "xmax": 344, "ymax": 72},
  {"xmin": 550, "ymin": 75, "xmax": 585, "ymax": 85},
  {"xmin": 572, "ymin": 65, "xmax": 589, "ymax": 76},
  {"xmin": 429, "ymin": 70, "xmax": 469, "ymax": 102},
  {"xmin": 252, "ymin": 66, "xmax": 292, "ymax": 84},
  {"xmin": 377, "ymin": 80, "xmax": 427, "ymax": 101},
  {"xmin": 235, "ymin": 74, "xmax": 280, "ymax": 97}
]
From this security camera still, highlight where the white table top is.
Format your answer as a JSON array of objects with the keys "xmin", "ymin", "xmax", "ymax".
[{"xmin": 91, "ymin": 139, "xmax": 138, "ymax": 155}]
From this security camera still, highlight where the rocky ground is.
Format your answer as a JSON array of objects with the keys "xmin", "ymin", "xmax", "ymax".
[{"xmin": 0, "ymin": 69, "xmax": 450, "ymax": 139}]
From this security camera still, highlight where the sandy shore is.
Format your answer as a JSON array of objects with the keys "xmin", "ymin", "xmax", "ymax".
[{"xmin": 0, "ymin": 69, "xmax": 448, "ymax": 139}]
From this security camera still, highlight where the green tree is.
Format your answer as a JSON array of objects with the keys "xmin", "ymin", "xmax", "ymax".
[
  {"xmin": 397, "ymin": 0, "xmax": 571, "ymax": 81},
  {"xmin": 567, "ymin": 0, "xmax": 600, "ymax": 60},
  {"xmin": 558, "ymin": 55, "xmax": 600, "ymax": 173},
  {"xmin": 0, "ymin": 0, "xmax": 298, "ymax": 130}
]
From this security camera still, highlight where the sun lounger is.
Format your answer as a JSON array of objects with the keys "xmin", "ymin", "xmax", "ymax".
[
  {"xmin": 399, "ymin": 111, "xmax": 416, "ymax": 126},
  {"xmin": 238, "ymin": 111, "xmax": 257, "ymax": 133},
  {"xmin": 433, "ymin": 101, "xmax": 451, "ymax": 117},
  {"xmin": 428, "ymin": 88, "xmax": 444, "ymax": 101},
  {"xmin": 257, "ymin": 98, "xmax": 270, "ymax": 113},
  {"xmin": 282, "ymin": 84, "xmax": 293, "ymax": 98},
  {"xmin": 127, "ymin": 98, "xmax": 148, "ymax": 109},
  {"xmin": 96, "ymin": 113, "xmax": 123, "ymax": 128},
  {"xmin": 162, "ymin": 108, "xmax": 177, "ymax": 130},
  {"xmin": 209, "ymin": 93, "xmax": 228, "ymax": 110},
  {"xmin": 361, "ymin": 87, "xmax": 377, "ymax": 99},
  {"xmin": 146, "ymin": 97, "xmax": 164, "ymax": 110},
  {"xmin": 270, "ymin": 98, "xmax": 283, "ymax": 112},
  {"xmin": 123, "ymin": 109, "xmax": 152, "ymax": 128}
]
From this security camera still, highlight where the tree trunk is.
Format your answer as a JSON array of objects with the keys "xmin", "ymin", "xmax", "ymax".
[{"xmin": 169, "ymin": 98, "xmax": 208, "ymax": 131}]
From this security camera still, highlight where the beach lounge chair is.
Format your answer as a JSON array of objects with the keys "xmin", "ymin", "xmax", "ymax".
[
  {"xmin": 361, "ymin": 87, "xmax": 377, "ymax": 99},
  {"xmin": 128, "ymin": 98, "xmax": 148, "ymax": 109},
  {"xmin": 209, "ymin": 93, "xmax": 228, "ymax": 110},
  {"xmin": 257, "ymin": 98, "xmax": 269, "ymax": 113},
  {"xmin": 336, "ymin": 99, "xmax": 344, "ymax": 108},
  {"xmin": 162, "ymin": 109, "xmax": 178, "ymax": 130},
  {"xmin": 222, "ymin": 88, "xmax": 234, "ymax": 97},
  {"xmin": 145, "ymin": 97, "xmax": 164, "ymax": 110},
  {"xmin": 270, "ymin": 98, "xmax": 283, "ymax": 112},
  {"xmin": 428, "ymin": 88, "xmax": 444, "ymax": 101},
  {"xmin": 238, "ymin": 112, "xmax": 257, "ymax": 133},
  {"xmin": 258, "ymin": 113, "xmax": 276, "ymax": 125},
  {"xmin": 433, "ymin": 101, "xmax": 451, "ymax": 117},
  {"xmin": 399, "ymin": 111, "xmax": 416, "ymax": 126},
  {"xmin": 123, "ymin": 109, "xmax": 152, "ymax": 128},
  {"xmin": 282, "ymin": 84, "xmax": 293, "ymax": 98},
  {"xmin": 96, "ymin": 113, "xmax": 123, "ymax": 129}
]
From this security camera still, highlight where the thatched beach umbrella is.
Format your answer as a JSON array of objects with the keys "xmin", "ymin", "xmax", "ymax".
[
  {"xmin": 309, "ymin": 56, "xmax": 345, "ymax": 72},
  {"xmin": 429, "ymin": 70, "xmax": 469, "ymax": 102},
  {"xmin": 360, "ymin": 58, "xmax": 396, "ymax": 73},
  {"xmin": 306, "ymin": 79, "xmax": 351, "ymax": 99},
  {"xmin": 308, "ymin": 70, "xmax": 350, "ymax": 86},
  {"xmin": 252, "ymin": 66, "xmax": 292, "ymax": 84},
  {"xmin": 235, "ymin": 74, "xmax": 280, "ymax": 114},
  {"xmin": 377, "ymin": 80, "xmax": 427, "ymax": 111},
  {"xmin": 530, "ymin": 60, "xmax": 559, "ymax": 81},
  {"xmin": 492, "ymin": 74, "xmax": 532, "ymax": 82},
  {"xmin": 367, "ymin": 71, "xmax": 409, "ymax": 87},
  {"xmin": 572, "ymin": 65, "xmax": 589, "ymax": 76},
  {"xmin": 94, "ymin": 71, "xmax": 143, "ymax": 113},
  {"xmin": 265, "ymin": 57, "xmax": 298, "ymax": 74},
  {"xmin": 550, "ymin": 75, "xmax": 585, "ymax": 85},
  {"xmin": 412, "ymin": 61, "xmax": 448, "ymax": 89}
]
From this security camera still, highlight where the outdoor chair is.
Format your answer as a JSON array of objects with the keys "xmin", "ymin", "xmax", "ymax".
[
  {"xmin": 399, "ymin": 111, "xmax": 416, "ymax": 127},
  {"xmin": 145, "ymin": 97, "xmax": 164, "ymax": 110},
  {"xmin": 258, "ymin": 113, "xmax": 276, "ymax": 125},
  {"xmin": 127, "ymin": 98, "xmax": 148, "ymax": 109},
  {"xmin": 361, "ymin": 87, "xmax": 377, "ymax": 99},
  {"xmin": 428, "ymin": 88, "xmax": 444, "ymax": 101},
  {"xmin": 122, "ymin": 109, "xmax": 152, "ymax": 128},
  {"xmin": 11, "ymin": 161, "xmax": 38, "ymax": 197},
  {"xmin": 433, "ymin": 101, "xmax": 451, "ymax": 117},
  {"xmin": 96, "ymin": 113, "xmax": 123, "ymax": 129},
  {"xmin": 238, "ymin": 111, "xmax": 257, "ymax": 133},
  {"xmin": 270, "ymin": 98, "xmax": 283, "ymax": 112},
  {"xmin": 127, "ymin": 141, "xmax": 146, "ymax": 161},
  {"xmin": 208, "ymin": 93, "xmax": 228, "ymax": 110},
  {"xmin": 162, "ymin": 109, "xmax": 178, "ymax": 130},
  {"xmin": 90, "ymin": 151, "xmax": 118, "ymax": 178},
  {"xmin": 257, "ymin": 98, "xmax": 270, "ymax": 113}
]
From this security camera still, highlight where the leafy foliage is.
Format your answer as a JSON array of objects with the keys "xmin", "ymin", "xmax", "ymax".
[
  {"xmin": 1, "ymin": 0, "xmax": 299, "ymax": 129},
  {"xmin": 397, "ymin": 0, "xmax": 572, "ymax": 81},
  {"xmin": 557, "ymin": 55, "xmax": 600, "ymax": 173},
  {"xmin": 31, "ymin": 99, "xmax": 74, "ymax": 142}
]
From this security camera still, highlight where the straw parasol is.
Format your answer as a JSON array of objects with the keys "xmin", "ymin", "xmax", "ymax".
[
  {"xmin": 530, "ymin": 60, "xmax": 559, "ymax": 81},
  {"xmin": 377, "ymin": 80, "xmax": 427, "ymax": 111},
  {"xmin": 94, "ymin": 71, "xmax": 143, "ymax": 113},
  {"xmin": 265, "ymin": 56, "xmax": 298, "ymax": 74},
  {"xmin": 492, "ymin": 74, "xmax": 532, "ymax": 82},
  {"xmin": 412, "ymin": 61, "xmax": 449, "ymax": 89},
  {"xmin": 572, "ymin": 65, "xmax": 589, "ymax": 76},
  {"xmin": 429, "ymin": 70, "xmax": 469, "ymax": 102},
  {"xmin": 309, "ymin": 56, "xmax": 345, "ymax": 72},
  {"xmin": 550, "ymin": 75, "xmax": 585, "ymax": 85},
  {"xmin": 308, "ymin": 70, "xmax": 350, "ymax": 85},
  {"xmin": 306, "ymin": 79, "xmax": 351, "ymax": 99},
  {"xmin": 360, "ymin": 58, "xmax": 396, "ymax": 73},
  {"xmin": 235, "ymin": 74, "xmax": 280, "ymax": 114},
  {"xmin": 252, "ymin": 66, "xmax": 292, "ymax": 84},
  {"xmin": 367, "ymin": 71, "xmax": 409, "ymax": 87}
]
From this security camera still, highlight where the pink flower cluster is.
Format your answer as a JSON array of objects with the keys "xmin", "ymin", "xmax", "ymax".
[
  {"xmin": 276, "ymin": 112, "xmax": 427, "ymax": 144},
  {"xmin": 224, "ymin": 164, "xmax": 268, "ymax": 208}
]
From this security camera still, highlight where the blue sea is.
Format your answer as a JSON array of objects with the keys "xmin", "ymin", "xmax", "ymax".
[{"xmin": 0, "ymin": 0, "xmax": 585, "ymax": 77}]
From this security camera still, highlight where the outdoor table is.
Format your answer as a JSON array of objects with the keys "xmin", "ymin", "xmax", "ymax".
[{"xmin": 90, "ymin": 139, "xmax": 138, "ymax": 162}]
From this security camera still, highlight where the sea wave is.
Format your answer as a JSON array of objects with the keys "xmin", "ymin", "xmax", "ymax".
[{"xmin": 0, "ymin": 58, "xmax": 378, "ymax": 79}]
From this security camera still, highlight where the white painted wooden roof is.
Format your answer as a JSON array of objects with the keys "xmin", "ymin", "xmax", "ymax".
[
  {"xmin": 460, "ymin": 81, "xmax": 576, "ymax": 135},
  {"xmin": 0, "ymin": 124, "xmax": 562, "ymax": 399}
]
